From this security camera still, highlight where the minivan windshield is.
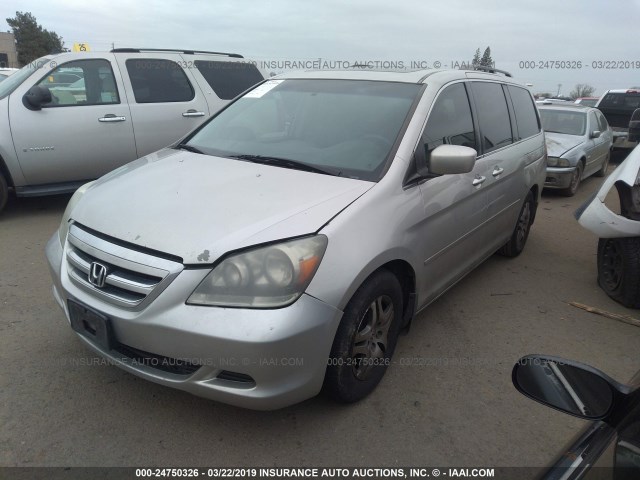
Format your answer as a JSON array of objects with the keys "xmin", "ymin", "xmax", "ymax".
[
  {"xmin": 185, "ymin": 79, "xmax": 422, "ymax": 181},
  {"xmin": 0, "ymin": 60, "xmax": 47, "ymax": 100},
  {"xmin": 539, "ymin": 109, "xmax": 587, "ymax": 136}
]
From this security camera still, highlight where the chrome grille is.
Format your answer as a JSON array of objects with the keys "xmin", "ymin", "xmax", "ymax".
[{"xmin": 65, "ymin": 224, "xmax": 183, "ymax": 309}]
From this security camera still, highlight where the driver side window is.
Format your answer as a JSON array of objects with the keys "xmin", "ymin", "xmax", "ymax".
[
  {"xmin": 420, "ymin": 83, "xmax": 477, "ymax": 164},
  {"xmin": 37, "ymin": 59, "xmax": 120, "ymax": 107}
]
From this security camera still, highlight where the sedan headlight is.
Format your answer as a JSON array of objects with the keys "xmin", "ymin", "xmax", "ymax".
[
  {"xmin": 187, "ymin": 235, "xmax": 328, "ymax": 308},
  {"xmin": 547, "ymin": 157, "xmax": 571, "ymax": 167},
  {"xmin": 58, "ymin": 181, "xmax": 94, "ymax": 245}
]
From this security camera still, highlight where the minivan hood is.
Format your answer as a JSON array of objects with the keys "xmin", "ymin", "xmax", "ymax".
[
  {"xmin": 545, "ymin": 132, "xmax": 584, "ymax": 157},
  {"xmin": 70, "ymin": 150, "xmax": 373, "ymax": 264}
]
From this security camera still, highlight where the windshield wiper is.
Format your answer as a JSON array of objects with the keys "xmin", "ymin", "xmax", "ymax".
[
  {"xmin": 175, "ymin": 144, "xmax": 204, "ymax": 154},
  {"xmin": 228, "ymin": 154, "xmax": 339, "ymax": 176}
]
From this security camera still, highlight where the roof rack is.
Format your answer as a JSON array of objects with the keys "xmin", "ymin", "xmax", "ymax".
[
  {"xmin": 110, "ymin": 48, "xmax": 243, "ymax": 58},
  {"xmin": 470, "ymin": 65, "xmax": 512, "ymax": 77}
]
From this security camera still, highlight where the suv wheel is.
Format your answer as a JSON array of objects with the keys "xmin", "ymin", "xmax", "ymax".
[
  {"xmin": 561, "ymin": 162, "xmax": 583, "ymax": 196},
  {"xmin": 498, "ymin": 191, "xmax": 534, "ymax": 258},
  {"xmin": 595, "ymin": 153, "xmax": 610, "ymax": 178},
  {"xmin": 0, "ymin": 173, "xmax": 8, "ymax": 213},
  {"xmin": 324, "ymin": 270, "xmax": 403, "ymax": 403},
  {"xmin": 597, "ymin": 238, "xmax": 640, "ymax": 308}
]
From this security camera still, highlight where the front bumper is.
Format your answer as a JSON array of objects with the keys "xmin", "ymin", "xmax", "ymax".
[
  {"xmin": 544, "ymin": 166, "xmax": 576, "ymax": 189},
  {"xmin": 45, "ymin": 233, "xmax": 343, "ymax": 410}
]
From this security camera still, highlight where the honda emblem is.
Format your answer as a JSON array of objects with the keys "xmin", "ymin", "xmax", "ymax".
[{"xmin": 88, "ymin": 262, "xmax": 107, "ymax": 288}]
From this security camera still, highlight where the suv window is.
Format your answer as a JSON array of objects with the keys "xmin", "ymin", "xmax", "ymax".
[
  {"xmin": 195, "ymin": 61, "xmax": 264, "ymax": 100},
  {"xmin": 37, "ymin": 59, "xmax": 119, "ymax": 107},
  {"xmin": 508, "ymin": 86, "xmax": 540, "ymax": 140},
  {"xmin": 126, "ymin": 59, "xmax": 194, "ymax": 103},
  {"xmin": 599, "ymin": 92, "xmax": 640, "ymax": 110},
  {"xmin": 470, "ymin": 82, "xmax": 514, "ymax": 154},
  {"xmin": 420, "ymin": 83, "xmax": 476, "ymax": 163}
]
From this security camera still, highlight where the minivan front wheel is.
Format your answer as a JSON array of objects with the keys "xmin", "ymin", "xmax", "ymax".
[
  {"xmin": 498, "ymin": 191, "xmax": 534, "ymax": 258},
  {"xmin": 324, "ymin": 270, "xmax": 403, "ymax": 403},
  {"xmin": 597, "ymin": 237, "xmax": 640, "ymax": 308}
]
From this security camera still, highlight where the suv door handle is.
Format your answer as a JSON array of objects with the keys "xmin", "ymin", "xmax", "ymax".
[
  {"xmin": 492, "ymin": 167, "xmax": 504, "ymax": 177},
  {"xmin": 98, "ymin": 114, "xmax": 126, "ymax": 122},
  {"xmin": 472, "ymin": 176, "xmax": 486, "ymax": 186},
  {"xmin": 182, "ymin": 110, "xmax": 206, "ymax": 117}
]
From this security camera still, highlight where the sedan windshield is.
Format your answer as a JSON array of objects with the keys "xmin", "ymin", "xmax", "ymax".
[
  {"xmin": 185, "ymin": 79, "xmax": 422, "ymax": 181},
  {"xmin": 540, "ymin": 109, "xmax": 587, "ymax": 136}
]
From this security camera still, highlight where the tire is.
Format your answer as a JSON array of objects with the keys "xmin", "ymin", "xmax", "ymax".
[
  {"xmin": 561, "ymin": 162, "xmax": 583, "ymax": 196},
  {"xmin": 324, "ymin": 270, "xmax": 403, "ymax": 403},
  {"xmin": 595, "ymin": 152, "xmax": 610, "ymax": 178},
  {"xmin": 597, "ymin": 238, "xmax": 640, "ymax": 309},
  {"xmin": 498, "ymin": 191, "xmax": 534, "ymax": 258},
  {"xmin": 0, "ymin": 172, "xmax": 8, "ymax": 213}
]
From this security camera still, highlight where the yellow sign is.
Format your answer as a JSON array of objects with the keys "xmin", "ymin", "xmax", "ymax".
[{"xmin": 72, "ymin": 43, "xmax": 91, "ymax": 52}]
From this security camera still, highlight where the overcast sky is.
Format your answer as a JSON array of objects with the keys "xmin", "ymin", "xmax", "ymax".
[{"xmin": 3, "ymin": 0, "xmax": 639, "ymax": 95}]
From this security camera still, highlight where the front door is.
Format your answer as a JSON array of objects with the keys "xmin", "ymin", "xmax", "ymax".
[
  {"xmin": 415, "ymin": 82, "xmax": 491, "ymax": 305},
  {"xmin": 9, "ymin": 55, "xmax": 137, "ymax": 185}
]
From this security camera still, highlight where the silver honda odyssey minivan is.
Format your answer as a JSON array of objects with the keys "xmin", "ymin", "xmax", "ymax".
[{"xmin": 46, "ymin": 68, "xmax": 546, "ymax": 409}]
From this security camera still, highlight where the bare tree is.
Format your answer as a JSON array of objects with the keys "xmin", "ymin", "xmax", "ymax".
[{"xmin": 569, "ymin": 84, "xmax": 596, "ymax": 99}]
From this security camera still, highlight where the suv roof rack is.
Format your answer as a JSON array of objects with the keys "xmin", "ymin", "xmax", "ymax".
[
  {"xmin": 470, "ymin": 65, "xmax": 512, "ymax": 77},
  {"xmin": 110, "ymin": 48, "xmax": 243, "ymax": 58}
]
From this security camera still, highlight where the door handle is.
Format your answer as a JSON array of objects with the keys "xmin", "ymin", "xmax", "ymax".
[
  {"xmin": 182, "ymin": 110, "xmax": 206, "ymax": 117},
  {"xmin": 492, "ymin": 167, "xmax": 504, "ymax": 177},
  {"xmin": 98, "ymin": 114, "xmax": 126, "ymax": 122},
  {"xmin": 472, "ymin": 176, "xmax": 486, "ymax": 186}
]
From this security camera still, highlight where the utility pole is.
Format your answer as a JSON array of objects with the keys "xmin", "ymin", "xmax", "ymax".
[{"xmin": 557, "ymin": 83, "xmax": 562, "ymax": 96}]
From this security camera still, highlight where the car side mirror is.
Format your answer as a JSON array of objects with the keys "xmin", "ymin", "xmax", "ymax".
[
  {"xmin": 629, "ymin": 108, "xmax": 640, "ymax": 142},
  {"xmin": 426, "ymin": 145, "xmax": 477, "ymax": 176},
  {"xmin": 512, "ymin": 355, "xmax": 628, "ymax": 421},
  {"xmin": 590, "ymin": 130, "xmax": 601, "ymax": 139},
  {"xmin": 22, "ymin": 85, "xmax": 52, "ymax": 111}
]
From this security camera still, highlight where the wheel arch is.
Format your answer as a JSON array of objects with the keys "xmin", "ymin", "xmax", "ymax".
[
  {"xmin": 0, "ymin": 154, "xmax": 15, "ymax": 188},
  {"xmin": 529, "ymin": 184, "xmax": 539, "ymax": 224}
]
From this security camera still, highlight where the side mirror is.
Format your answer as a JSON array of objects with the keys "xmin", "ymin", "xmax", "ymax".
[
  {"xmin": 590, "ymin": 130, "xmax": 601, "ymax": 139},
  {"xmin": 512, "ymin": 355, "xmax": 625, "ymax": 420},
  {"xmin": 427, "ymin": 145, "xmax": 477, "ymax": 176},
  {"xmin": 22, "ymin": 85, "xmax": 52, "ymax": 111},
  {"xmin": 629, "ymin": 108, "xmax": 640, "ymax": 142}
]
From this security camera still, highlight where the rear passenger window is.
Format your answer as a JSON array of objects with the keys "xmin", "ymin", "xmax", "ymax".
[
  {"xmin": 126, "ymin": 59, "xmax": 194, "ymax": 103},
  {"xmin": 596, "ymin": 111, "xmax": 609, "ymax": 131},
  {"xmin": 508, "ymin": 86, "xmax": 540, "ymax": 140},
  {"xmin": 195, "ymin": 61, "xmax": 264, "ymax": 100},
  {"xmin": 470, "ymin": 82, "xmax": 513, "ymax": 154},
  {"xmin": 420, "ymin": 83, "xmax": 477, "ymax": 163},
  {"xmin": 588, "ymin": 112, "xmax": 598, "ymax": 133}
]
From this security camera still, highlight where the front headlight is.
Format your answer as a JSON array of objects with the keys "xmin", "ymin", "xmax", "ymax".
[
  {"xmin": 58, "ymin": 181, "xmax": 94, "ymax": 245},
  {"xmin": 547, "ymin": 157, "xmax": 571, "ymax": 167},
  {"xmin": 187, "ymin": 235, "xmax": 328, "ymax": 308}
]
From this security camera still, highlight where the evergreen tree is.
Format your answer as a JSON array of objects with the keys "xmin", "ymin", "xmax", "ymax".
[
  {"xmin": 6, "ymin": 11, "xmax": 64, "ymax": 65},
  {"xmin": 480, "ymin": 47, "xmax": 493, "ymax": 67},
  {"xmin": 472, "ymin": 48, "xmax": 481, "ymax": 66}
]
